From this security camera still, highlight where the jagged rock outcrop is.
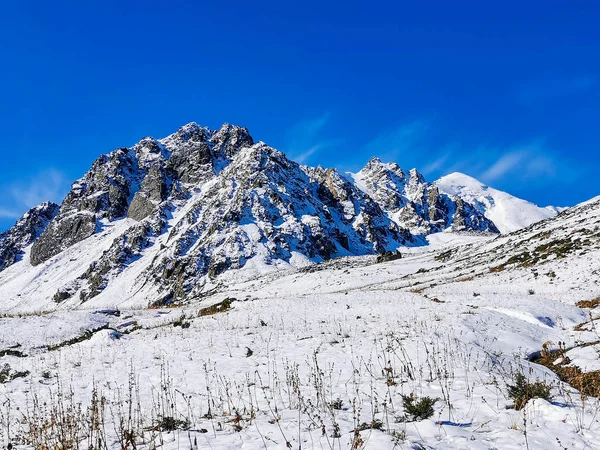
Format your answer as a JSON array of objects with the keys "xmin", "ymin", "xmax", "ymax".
[
  {"xmin": 30, "ymin": 146, "xmax": 141, "ymax": 265},
  {"xmin": 128, "ymin": 165, "xmax": 168, "ymax": 221},
  {"xmin": 350, "ymin": 158, "xmax": 499, "ymax": 235},
  {"xmin": 0, "ymin": 202, "xmax": 59, "ymax": 271},
  {"xmin": 142, "ymin": 144, "xmax": 411, "ymax": 304},
  {"xmin": 30, "ymin": 123, "xmax": 254, "ymax": 267},
  {"xmin": 435, "ymin": 172, "xmax": 559, "ymax": 233}
]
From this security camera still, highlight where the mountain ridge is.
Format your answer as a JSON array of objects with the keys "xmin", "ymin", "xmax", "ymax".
[{"xmin": 0, "ymin": 122, "xmax": 568, "ymax": 308}]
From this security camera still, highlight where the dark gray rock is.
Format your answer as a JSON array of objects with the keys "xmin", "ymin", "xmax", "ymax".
[
  {"xmin": 30, "ymin": 212, "xmax": 97, "ymax": 266},
  {"xmin": 355, "ymin": 159, "xmax": 498, "ymax": 235},
  {"xmin": 30, "ymin": 146, "xmax": 142, "ymax": 266},
  {"xmin": 452, "ymin": 198, "xmax": 499, "ymax": 233},
  {"xmin": 128, "ymin": 165, "xmax": 167, "ymax": 221},
  {"xmin": 0, "ymin": 202, "xmax": 59, "ymax": 271}
]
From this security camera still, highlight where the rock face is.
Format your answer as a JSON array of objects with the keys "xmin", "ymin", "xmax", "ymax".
[
  {"xmin": 30, "ymin": 146, "xmax": 140, "ymax": 266},
  {"xmin": 4, "ymin": 121, "xmax": 511, "ymax": 305},
  {"xmin": 0, "ymin": 202, "xmax": 59, "ymax": 271},
  {"xmin": 128, "ymin": 165, "xmax": 167, "ymax": 221},
  {"xmin": 349, "ymin": 158, "xmax": 499, "ymax": 235}
]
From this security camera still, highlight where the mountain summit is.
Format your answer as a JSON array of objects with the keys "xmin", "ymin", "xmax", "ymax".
[
  {"xmin": 435, "ymin": 172, "xmax": 559, "ymax": 233},
  {"xmin": 0, "ymin": 123, "xmax": 560, "ymax": 308}
]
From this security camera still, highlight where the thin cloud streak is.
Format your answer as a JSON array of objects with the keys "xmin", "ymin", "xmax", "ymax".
[
  {"xmin": 0, "ymin": 208, "xmax": 20, "ymax": 220},
  {"xmin": 481, "ymin": 151, "xmax": 527, "ymax": 182},
  {"xmin": 363, "ymin": 121, "xmax": 429, "ymax": 164},
  {"xmin": 0, "ymin": 169, "xmax": 70, "ymax": 224},
  {"xmin": 285, "ymin": 113, "xmax": 340, "ymax": 164},
  {"xmin": 360, "ymin": 120, "xmax": 581, "ymax": 192}
]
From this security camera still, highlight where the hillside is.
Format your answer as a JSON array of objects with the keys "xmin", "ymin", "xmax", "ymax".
[{"xmin": 0, "ymin": 193, "xmax": 598, "ymax": 449}]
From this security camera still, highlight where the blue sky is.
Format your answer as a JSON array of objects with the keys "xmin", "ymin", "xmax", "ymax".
[{"xmin": 0, "ymin": 1, "xmax": 598, "ymax": 231}]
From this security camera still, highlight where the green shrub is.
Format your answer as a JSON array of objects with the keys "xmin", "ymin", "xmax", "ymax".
[
  {"xmin": 357, "ymin": 419, "xmax": 384, "ymax": 431},
  {"xmin": 329, "ymin": 398, "xmax": 343, "ymax": 410},
  {"xmin": 507, "ymin": 372, "xmax": 553, "ymax": 410},
  {"xmin": 401, "ymin": 393, "xmax": 438, "ymax": 421}
]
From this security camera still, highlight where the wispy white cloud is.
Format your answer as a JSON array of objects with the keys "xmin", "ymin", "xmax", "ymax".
[
  {"xmin": 0, "ymin": 169, "xmax": 70, "ymax": 224},
  {"xmin": 0, "ymin": 208, "xmax": 21, "ymax": 219},
  {"xmin": 421, "ymin": 148, "xmax": 453, "ymax": 175},
  {"xmin": 10, "ymin": 169, "xmax": 69, "ymax": 208},
  {"xmin": 285, "ymin": 113, "xmax": 342, "ymax": 164},
  {"xmin": 359, "ymin": 119, "xmax": 580, "ymax": 192},
  {"xmin": 481, "ymin": 150, "xmax": 527, "ymax": 182}
]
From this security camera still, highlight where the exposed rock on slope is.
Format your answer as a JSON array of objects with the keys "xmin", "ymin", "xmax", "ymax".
[
  {"xmin": 0, "ymin": 202, "xmax": 59, "ymax": 271},
  {"xmin": 139, "ymin": 144, "xmax": 413, "ymax": 304},
  {"xmin": 350, "ymin": 158, "xmax": 499, "ymax": 235},
  {"xmin": 30, "ymin": 123, "xmax": 253, "ymax": 267}
]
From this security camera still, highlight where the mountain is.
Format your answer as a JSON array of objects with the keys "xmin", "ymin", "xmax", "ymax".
[
  {"xmin": 349, "ymin": 158, "xmax": 499, "ymax": 235},
  {"xmin": 435, "ymin": 172, "xmax": 559, "ymax": 233},
  {"xmin": 0, "ymin": 122, "xmax": 565, "ymax": 309}
]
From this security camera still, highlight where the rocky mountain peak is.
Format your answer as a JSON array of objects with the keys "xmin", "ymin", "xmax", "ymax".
[
  {"xmin": 168, "ymin": 122, "xmax": 211, "ymax": 144},
  {"xmin": 363, "ymin": 157, "xmax": 406, "ymax": 178},
  {"xmin": 211, "ymin": 123, "xmax": 254, "ymax": 161},
  {"xmin": 436, "ymin": 171, "xmax": 559, "ymax": 233},
  {"xmin": 408, "ymin": 168, "xmax": 425, "ymax": 183},
  {"xmin": 2, "ymin": 121, "xmax": 529, "ymax": 305}
]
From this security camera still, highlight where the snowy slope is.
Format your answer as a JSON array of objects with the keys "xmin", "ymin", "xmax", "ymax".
[
  {"xmin": 435, "ymin": 172, "xmax": 559, "ymax": 233},
  {"xmin": 0, "ymin": 195, "xmax": 599, "ymax": 449}
]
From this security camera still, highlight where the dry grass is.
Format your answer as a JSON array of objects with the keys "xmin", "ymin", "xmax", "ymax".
[
  {"xmin": 456, "ymin": 276, "xmax": 476, "ymax": 282},
  {"xmin": 576, "ymin": 297, "xmax": 600, "ymax": 309},
  {"xmin": 534, "ymin": 345, "xmax": 600, "ymax": 398},
  {"xmin": 198, "ymin": 297, "xmax": 234, "ymax": 317}
]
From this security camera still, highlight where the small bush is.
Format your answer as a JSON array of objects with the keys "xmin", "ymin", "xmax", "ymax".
[
  {"xmin": 329, "ymin": 398, "xmax": 343, "ymax": 410},
  {"xmin": 528, "ymin": 289, "xmax": 535, "ymax": 295},
  {"xmin": 401, "ymin": 394, "xmax": 438, "ymax": 421},
  {"xmin": 0, "ymin": 364, "xmax": 29, "ymax": 383},
  {"xmin": 507, "ymin": 372, "xmax": 553, "ymax": 410},
  {"xmin": 198, "ymin": 298, "xmax": 234, "ymax": 317},
  {"xmin": 173, "ymin": 313, "xmax": 191, "ymax": 328},
  {"xmin": 153, "ymin": 416, "xmax": 190, "ymax": 431},
  {"xmin": 357, "ymin": 419, "xmax": 384, "ymax": 431}
]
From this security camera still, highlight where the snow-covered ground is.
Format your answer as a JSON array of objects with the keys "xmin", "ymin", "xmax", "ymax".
[{"xmin": 1, "ymin": 212, "xmax": 600, "ymax": 450}]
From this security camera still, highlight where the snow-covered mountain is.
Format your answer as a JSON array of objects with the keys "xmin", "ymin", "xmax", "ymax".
[
  {"xmin": 435, "ymin": 172, "xmax": 560, "ymax": 233},
  {"xmin": 349, "ymin": 158, "xmax": 498, "ymax": 235},
  {"xmin": 2, "ymin": 123, "xmax": 600, "ymax": 450},
  {"xmin": 0, "ymin": 183, "xmax": 599, "ymax": 450},
  {"xmin": 0, "ymin": 122, "xmax": 566, "ymax": 308}
]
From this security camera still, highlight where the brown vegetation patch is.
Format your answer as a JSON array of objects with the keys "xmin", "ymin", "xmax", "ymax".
[
  {"xmin": 533, "ymin": 344, "xmax": 600, "ymax": 398},
  {"xmin": 198, "ymin": 297, "xmax": 234, "ymax": 317},
  {"xmin": 576, "ymin": 297, "xmax": 600, "ymax": 309}
]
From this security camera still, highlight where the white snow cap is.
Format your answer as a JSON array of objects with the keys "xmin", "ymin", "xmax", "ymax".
[{"xmin": 435, "ymin": 172, "xmax": 559, "ymax": 233}]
